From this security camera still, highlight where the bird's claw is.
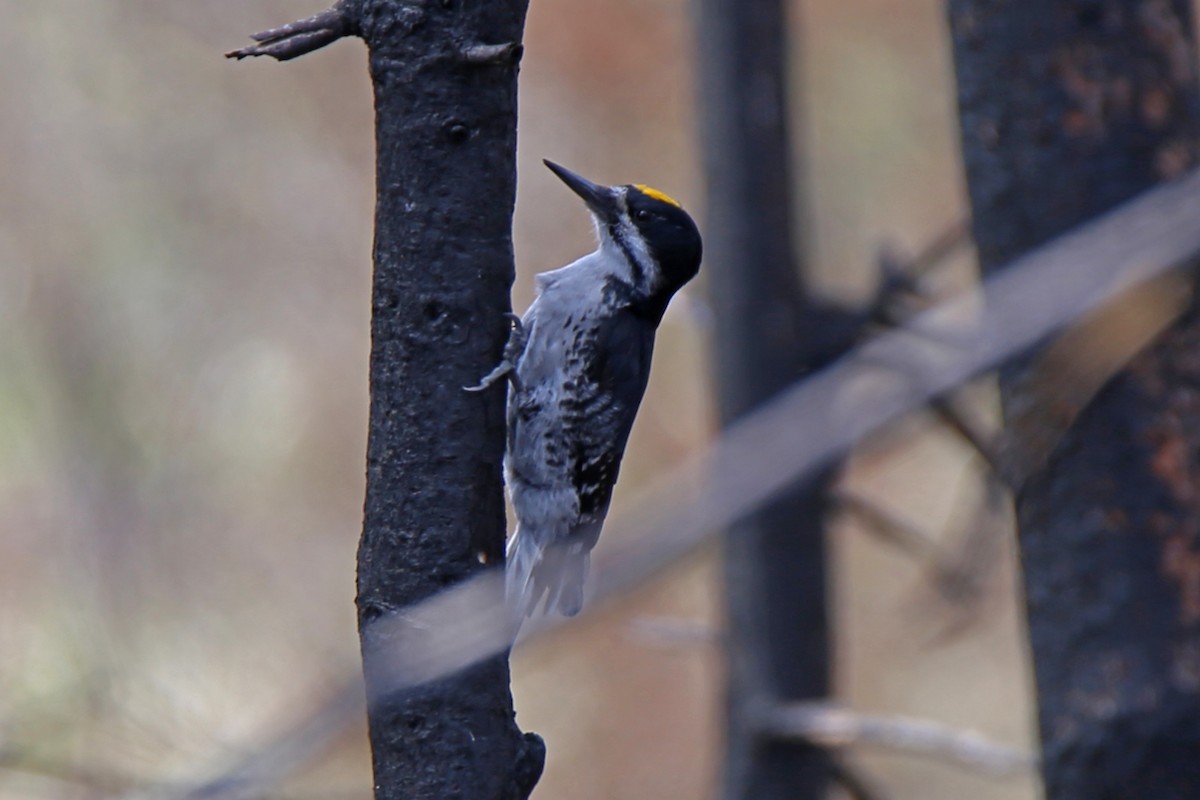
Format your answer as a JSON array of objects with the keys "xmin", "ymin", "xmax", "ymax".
[
  {"xmin": 464, "ymin": 362, "xmax": 514, "ymax": 392},
  {"xmin": 464, "ymin": 313, "xmax": 527, "ymax": 393}
]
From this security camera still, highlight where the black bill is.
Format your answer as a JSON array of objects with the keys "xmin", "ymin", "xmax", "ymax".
[{"xmin": 544, "ymin": 160, "xmax": 620, "ymax": 220}]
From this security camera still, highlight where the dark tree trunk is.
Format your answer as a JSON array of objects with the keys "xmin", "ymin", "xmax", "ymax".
[
  {"xmin": 948, "ymin": 1, "xmax": 1200, "ymax": 797},
  {"xmin": 231, "ymin": 1, "xmax": 543, "ymax": 798},
  {"xmin": 350, "ymin": 3, "xmax": 542, "ymax": 799},
  {"xmin": 697, "ymin": 1, "xmax": 849, "ymax": 796}
]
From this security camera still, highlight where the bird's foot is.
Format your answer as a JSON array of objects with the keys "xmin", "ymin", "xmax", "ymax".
[{"xmin": 465, "ymin": 313, "xmax": 526, "ymax": 392}]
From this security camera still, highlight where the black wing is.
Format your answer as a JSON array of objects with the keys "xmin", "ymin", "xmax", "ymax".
[{"xmin": 567, "ymin": 308, "xmax": 655, "ymax": 523}]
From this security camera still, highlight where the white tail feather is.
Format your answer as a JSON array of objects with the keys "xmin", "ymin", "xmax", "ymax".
[
  {"xmin": 505, "ymin": 528, "xmax": 541, "ymax": 618},
  {"xmin": 506, "ymin": 528, "xmax": 590, "ymax": 620}
]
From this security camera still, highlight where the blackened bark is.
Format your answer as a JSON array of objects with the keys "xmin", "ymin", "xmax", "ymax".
[
  {"xmin": 697, "ymin": 1, "xmax": 855, "ymax": 796},
  {"xmin": 949, "ymin": 1, "xmax": 1200, "ymax": 797},
  {"xmin": 235, "ymin": 2, "xmax": 542, "ymax": 798},
  {"xmin": 352, "ymin": 3, "xmax": 541, "ymax": 799}
]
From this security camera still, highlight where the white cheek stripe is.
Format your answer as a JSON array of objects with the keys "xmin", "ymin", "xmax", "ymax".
[
  {"xmin": 616, "ymin": 217, "xmax": 657, "ymax": 293},
  {"xmin": 590, "ymin": 187, "xmax": 657, "ymax": 295}
]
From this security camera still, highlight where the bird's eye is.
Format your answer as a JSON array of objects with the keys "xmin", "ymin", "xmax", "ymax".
[{"xmin": 634, "ymin": 209, "xmax": 652, "ymax": 222}]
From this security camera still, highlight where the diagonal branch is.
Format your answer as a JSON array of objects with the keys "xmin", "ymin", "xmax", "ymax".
[
  {"xmin": 828, "ymin": 758, "xmax": 892, "ymax": 800},
  {"xmin": 226, "ymin": 1, "xmax": 356, "ymax": 61},
  {"xmin": 834, "ymin": 487, "xmax": 946, "ymax": 562},
  {"xmin": 869, "ymin": 217, "xmax": 971, "ymax": 325},
  {"xmin": 754, "ymin": 701, "xmax": 1035, "ymax": 778},
  {"xmin": 833, "ymin": 487, "xmax": 989, "ymax": 611}
]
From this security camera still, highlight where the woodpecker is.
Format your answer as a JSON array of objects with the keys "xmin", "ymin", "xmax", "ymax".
[{"xmin": 468, "ymin": 160, "xmax": 703, "ymax": 620}]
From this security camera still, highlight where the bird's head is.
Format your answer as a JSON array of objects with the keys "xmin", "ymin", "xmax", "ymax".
[{"xmin": 545, "ymin": 160, "xmax": 702, "ymax": 310}]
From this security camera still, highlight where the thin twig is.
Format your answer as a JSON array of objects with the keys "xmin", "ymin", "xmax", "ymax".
[
  {"xmin": 871, "ymin": 227, "xmax": 1016, "ymax": 488},
  {"xmin": 119, "ymin": 683, "xmax": 366, "ymax": 800},
  {"xmin": 834, "ymin": 487, "xmax": 987, "ymax": 609},
  {"xmin": 906, "ymin": 217, "xmax": 972, "ymax": 281},
  {"xmin": 627, "ymin": 616, "xmax": 720, "ymax": 648},
  {"xmin": 869, "ymin": 217, "xmax": 972, "ymax": 325},
  {"xmin": 829, "ymin": 757, "xmax": 892, "ymax": 800},
  {"xmin": 834, "ymin": 488, "xmax": 944, "ymax": 561},
  {"xmin": 0, "ymin": 750, "xmax": 142, "ymax": 794},
  {"xmin": 915, "ymin": 473, "xmax": 1009, "ymax": 643},
  {"xmin": 226, "ymin": 2, "xmax": 355, "ymax": 61},
  {"xmin": 756, "ymin": 702, "xmax": 1035, "ymax": 778},
  {"xmin": 928, "ymin": 394, "xmax": 1009, "ymax": 482}
]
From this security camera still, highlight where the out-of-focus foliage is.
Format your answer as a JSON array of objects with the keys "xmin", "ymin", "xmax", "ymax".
[{"xmin": 0, "ymin": 1, "xmax": 1035, "ymax": 798}]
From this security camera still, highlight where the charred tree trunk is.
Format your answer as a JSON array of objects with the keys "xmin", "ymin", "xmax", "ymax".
[
  {"xmin": 697, "ymin": 1, "xmax": 851, "ymax": 796},
  {"xmin": 354, "ymin": 2, "xmax": 542, "ymax": 798},
  {"xmin": 231, "ymin": 2, "xmax": 542, "ymax": 799},
  {"xmin": 949, "ymin": 1, "xmax": 1200, "ymax": 796}
]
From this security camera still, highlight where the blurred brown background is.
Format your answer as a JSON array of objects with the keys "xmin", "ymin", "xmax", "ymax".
[{"xmin": 0, "ymin": 1, "xmax": 1037, "ymax": 798}]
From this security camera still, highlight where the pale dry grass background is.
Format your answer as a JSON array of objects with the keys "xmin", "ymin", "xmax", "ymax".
[{"xmin": 0, "ymin": 1, "xmax": 1037, "ymax": 798}]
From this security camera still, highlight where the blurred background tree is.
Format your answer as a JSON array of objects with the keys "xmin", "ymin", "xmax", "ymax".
[
  {"xmin": 0, "ymin": 1, "xmax": 1038, "ymax": 799},
  {"xmin": 951, "ymin": 1, "xmax": 1200, "ymax": 797}
]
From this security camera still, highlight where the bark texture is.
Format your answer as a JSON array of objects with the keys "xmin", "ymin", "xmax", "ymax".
[
  {"xmin": 346, "ymin": 1, "xmax": 541, "ymax": 798},
  {"xmin": 949, "ymin": 1, "xmax": 1200, "ymax": 796},
  {"xmin": 697, "ymin": 0, "xmax": 858, "ymax": 796}
]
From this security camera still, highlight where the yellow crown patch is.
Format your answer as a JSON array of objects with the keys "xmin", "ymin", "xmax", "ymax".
[{"xmin": 633, "ymin": 184, "xmax": 682, "ymax": 208}]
